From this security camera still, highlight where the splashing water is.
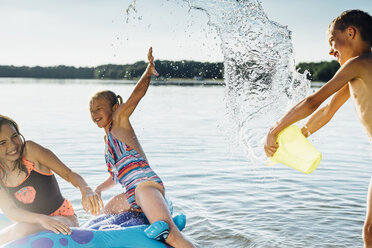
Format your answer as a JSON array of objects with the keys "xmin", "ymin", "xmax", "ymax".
[
  {"xmin": 125, "ymin": 0, "xmax": 138, "ymax": 23},
  {"xmin": 127, "ymin": 0, "xmax": 311, "ymax": 163}
]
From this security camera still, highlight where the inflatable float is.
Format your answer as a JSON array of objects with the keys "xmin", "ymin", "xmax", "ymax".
[{"xmin": 0, "ymin": 210, "xmax": 186, "ymax": 248}]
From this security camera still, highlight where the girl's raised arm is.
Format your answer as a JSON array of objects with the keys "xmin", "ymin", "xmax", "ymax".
[{"xmin": 113, "ymin": 47, "xmax": 158, "ymax": 120}]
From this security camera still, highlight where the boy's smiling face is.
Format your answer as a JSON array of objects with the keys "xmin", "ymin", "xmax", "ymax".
[{"xmin": 328, "ymin": 26, "xmax": 353, "ymax": 66}]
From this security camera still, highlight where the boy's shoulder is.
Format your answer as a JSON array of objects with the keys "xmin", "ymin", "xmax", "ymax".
[
  {"xmin": 357, "ymin": 52, "xmax": 372, "ymax": 61},
  {"xmin": 342, "ymin": 52, "xmax": 372, "ymax": 72},
  {"xmin": 344, "ymin": 52, "xmax": 372, "ymax": 85},
  {"xmin": 355, "ymin": 52, "xmax": 372, "ymax": 73}
]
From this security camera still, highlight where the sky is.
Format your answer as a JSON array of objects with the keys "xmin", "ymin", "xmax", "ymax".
[{"xmin": 0, "ymin": 0, "xmax": 371, "ymax": 67}]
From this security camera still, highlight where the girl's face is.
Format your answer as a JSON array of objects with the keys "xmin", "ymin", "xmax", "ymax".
[
  {"xmin": 328, "ymin": 27, "xmax": 353, "ymax": 65},
  {"xmin": 90, "ymin": 98, "xmax": 114, "ymax": 129},
  {"xmin": 0, "ymin": 124, "xmax": 22, "ymax": 164}
]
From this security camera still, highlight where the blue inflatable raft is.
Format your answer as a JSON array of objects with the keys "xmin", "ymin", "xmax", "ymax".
[{"xmin": 0, "ymin": 211, "xmax": 186, "ymax": 248}]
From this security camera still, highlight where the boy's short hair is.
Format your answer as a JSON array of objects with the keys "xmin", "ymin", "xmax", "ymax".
[{"xmin": 328, "ymin": 9, "xmax": 372, "ymax": 45}]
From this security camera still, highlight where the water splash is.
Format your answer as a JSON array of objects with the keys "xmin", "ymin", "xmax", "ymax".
[
  {"xmin": 125, "ymin": 0, "xmax": 138, "ymax": 23},
  {"xmin": 126, "ymin": 0, "xmax": 311, "ymax": 162}
]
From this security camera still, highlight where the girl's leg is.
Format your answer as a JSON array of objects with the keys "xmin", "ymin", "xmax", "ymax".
[
  {"xmin": 104, "ymin": 192, "xmax": 132, "ymax": 214},
  {"xmin": 135, "ymin": 183, "xmax": 195, "ymax": 248},
  {"xmin": 0, "ymin": 215, "xmax": 78, "ymax": 245},
  {"xmin": 364, "ymin": 177, "xmax": 372, "ymax": 248}
]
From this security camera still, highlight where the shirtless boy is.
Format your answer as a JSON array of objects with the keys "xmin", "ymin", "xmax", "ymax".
[{"xmin": 264, "ymin": 10, "xmax": 372, "ymax": 247}]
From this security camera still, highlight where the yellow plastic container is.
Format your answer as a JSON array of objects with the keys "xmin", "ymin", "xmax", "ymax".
[{"xmin": 269, "ymin": 125, "xmax": 321, "ymax": 174}]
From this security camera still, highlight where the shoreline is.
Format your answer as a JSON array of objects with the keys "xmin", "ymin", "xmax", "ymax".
[
  {"xmin": 0, "ymin": 77, "xmax": 225, "ymax": 86},
  {"xmin": 0, "ymin": 77, "xmax": 324, "ymax": 87}
]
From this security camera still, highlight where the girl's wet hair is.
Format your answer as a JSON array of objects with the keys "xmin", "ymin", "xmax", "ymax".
[
  {"xmin": 91, "ymin": 90, "xmax": 123, "ymax": 107},
  {"xmin": 328, "ymin": 9, "xmax": 372, "ymax": 44},
  {"xmin": 0, "ymin": 115, "xmax": 27, "ymax": 181}
]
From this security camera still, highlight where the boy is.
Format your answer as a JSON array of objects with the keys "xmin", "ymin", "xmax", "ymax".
[{"xmin": 264, "ymin": 10, "xmax": 372, "ymax": 247}]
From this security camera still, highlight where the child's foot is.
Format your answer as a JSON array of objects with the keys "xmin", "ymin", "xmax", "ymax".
[
  {"xmin": 173, "ymin": 214, "xmax": 186, "ymax": 231},
  {"xmin": 144, "ymin": 221, "xmax": 169, "ymax": 242}
]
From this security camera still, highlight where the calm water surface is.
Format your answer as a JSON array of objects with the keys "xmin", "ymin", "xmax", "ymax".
[{"xmin": 0, "ymin": 78, "xmax": 371, "ymax": 247}]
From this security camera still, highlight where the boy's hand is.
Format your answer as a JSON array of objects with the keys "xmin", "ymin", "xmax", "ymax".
[
  {"xmin": 145, "ymin": 47, "xmax": 159, "ymax": 77},
  {"xmin": 264, "ymin": 129, "xmax": 279, "ymax": 157},
  {"xmin": 38, "ymin": 215, "xmax": 71, "ymax": 235},
  {"xmin": 81, "ymin": 188, "xmax": 104, "ymax": 215}
]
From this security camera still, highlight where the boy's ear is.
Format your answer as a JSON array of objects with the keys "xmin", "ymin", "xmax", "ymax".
[{"xmin": 347, "ymin": 26, "xmax": 357, "ymax": 39}]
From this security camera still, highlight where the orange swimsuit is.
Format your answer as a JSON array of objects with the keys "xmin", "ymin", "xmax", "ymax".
[{"xmin": 0, "ymin": 159, "xmax": 74, "ymax": 216}]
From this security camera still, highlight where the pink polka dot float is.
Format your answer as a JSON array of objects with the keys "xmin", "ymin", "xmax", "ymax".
[{"xmin": 0, "ymin": 211, "xmax": 186, "ymax": 248}]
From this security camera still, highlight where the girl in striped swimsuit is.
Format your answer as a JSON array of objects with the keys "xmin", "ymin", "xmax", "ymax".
[{"xmin": 90, "ymin": 47, "xmax": 194, "ymax": 248}]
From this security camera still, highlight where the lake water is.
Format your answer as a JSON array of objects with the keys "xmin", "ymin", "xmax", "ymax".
[{"xmin": 0, "ymin": 78, "xmax": 371, "ymax": 247}]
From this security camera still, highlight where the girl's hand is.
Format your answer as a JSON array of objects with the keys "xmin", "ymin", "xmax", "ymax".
[
  {"xmin": 145, "ymin": 47, "xmax": 159, "ymax": 77},
  {"xmin": 94, "ymin": 186, "xmax": 102, "ymax": 198},
  {"xmin": 38, "ymin": 215, "xmax": 71, "ymax": 235},
  {"xmin": 264, "ymin": 129, "xmax": 279, "ymax": 157},
  {"xmin": 82, "ymin": 189, "xmax": 104, "ymax": 215}
]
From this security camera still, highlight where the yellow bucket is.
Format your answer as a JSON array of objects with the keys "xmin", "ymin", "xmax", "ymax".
[{"xmin": 269, "ymin": 125, "xmax": 321, "ymax": 174}]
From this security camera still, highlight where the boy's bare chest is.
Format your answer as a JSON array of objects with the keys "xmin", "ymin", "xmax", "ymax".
[{"xmin": 349, "ymin": 80, "xmax": 372, "ymax": 139}]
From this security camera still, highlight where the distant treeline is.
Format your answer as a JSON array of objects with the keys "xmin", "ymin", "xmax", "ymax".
[
  {"xmin": 0, "ymin": 60, "xmax": 339, "ymax": 82},
  {"xmin": 0, "ymin": 61, "xmax": 223, "ymax": 80},
  {"xmin": 296, "ymin": 61, "xmax": 340, "ymax": 82}
]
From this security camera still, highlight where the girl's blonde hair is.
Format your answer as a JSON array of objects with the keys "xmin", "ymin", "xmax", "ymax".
[{"xmin": 91, "ymin": 90, "xmax": 123, "ymax": 107}]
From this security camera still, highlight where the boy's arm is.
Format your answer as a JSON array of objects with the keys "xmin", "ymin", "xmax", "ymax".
[
  {"xmin": 0, "ymin": 187, "xmax": 71, "ymax": 235},
  {"xmin": 113, "ymin": 47, "xmax": 158, "ymax": 120},
  {"xmin": 94, "ymin": 176, "xmax": 115, "ymax": 197},
  {"xmin": 265, "ymin": 57, "xmax": 361, "ymax": 157},
  {"xmin": 26, "ymin": 141, "xmax": 103, "ymax": 215},
  {"xmin": 301, "ymin": 84, "xmax": 350, "ymax": 137}
]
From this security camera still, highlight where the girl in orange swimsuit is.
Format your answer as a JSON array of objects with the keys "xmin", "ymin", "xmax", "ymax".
[{"xmin": 0, "ymin": 115, "xmax": 103, "ymax": 245}]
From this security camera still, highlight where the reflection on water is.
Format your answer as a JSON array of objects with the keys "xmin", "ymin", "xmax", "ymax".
[{"xmin": 0, "ymin": 80, "xmax": 370, "ymax": 247}]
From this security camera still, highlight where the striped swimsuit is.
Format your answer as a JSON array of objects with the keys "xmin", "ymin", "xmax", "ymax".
[{"xmin": 105, "ymin": 129, "xmax": 164, "ymax": 210}]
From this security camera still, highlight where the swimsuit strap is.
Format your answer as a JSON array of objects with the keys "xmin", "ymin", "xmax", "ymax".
[
  {"xmin": 0, "ymin": 158, "xmax": 53, "ymax": 187},
  {"xmin": 0, "ymin": 159, "xmax": 32, "ymax": 187},
  {"xmin": 106, "ymin": 131, "xmax": 118, "ymax": 161},
  {"xmin": 21, "ymin": 158, "xmax": 53, "ymax": 176},
  {"xmin": 22, "ymin": 158, "xmax": 34, "ymax": 168},
  {"xmin": 0, "ymin": 158, "xmax": 32, "ymax": 172}
]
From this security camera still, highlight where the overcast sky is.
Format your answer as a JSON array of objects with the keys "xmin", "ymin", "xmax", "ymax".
[{"xmin": 0, "ymin": 0, "xmax": 371, "ymax": 67}]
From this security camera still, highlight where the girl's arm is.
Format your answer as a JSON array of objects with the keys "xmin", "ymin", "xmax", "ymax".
[
  {"xmin": 264, "ymin": 57, "xmax": 361, "ymax": 157},
  {"xmin": 0, "ymin": 187, "xmax": 71, "ymax": 235},
  {"xmin": 26, "ymin": 141, "xmax": 103, "ymax": 215},
  {"xmin": 113, "ymin": 47, "xmax": 158, "ymax": 120},
  {"xmin": 94, "ymin": 176, "xmax": 115, "ymax": 197},
  {"xmin": 301, "ymin": 84, "xmax": 350, "ymax": 137}
]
